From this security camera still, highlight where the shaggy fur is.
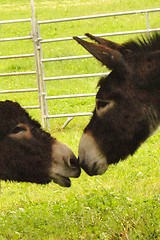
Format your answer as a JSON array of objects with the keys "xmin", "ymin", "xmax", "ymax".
[
  {"xmin": 0, "ymin": 100, "xmax": 80, "ymax": 185},
  {"xmin": 75, "ymin": 33, "xmax": 160, "ymax": 175}
]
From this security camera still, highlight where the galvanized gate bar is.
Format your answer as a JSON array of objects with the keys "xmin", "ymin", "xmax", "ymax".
[
  {"xmin": 0, "ymin": 88, "xmax": 38, "ymax": 94},
  {"xmin": 23, "ymin": 105, "xmax": 40, "ymax": 109},
  {"xmin": 43, "ymin": 73, "xmax": 108, "ymax": 81},
  {"xmin": 40, "ymin": 28, "xmax": 160, "ymax": 44},
  {"xmin": 0, "ymin": 54, "xmax": 34, "ymax": 60},
  {"xmin": 0, "ymin": 19, "xmax": 31, "ymax": 24},
  {"xmin": 46, "ymin": 93, "xmax": 96, "ymax": 100},
  {"xmin": 42, "ymin": 55, "xmax": 92, "ymax": 62},
  {"xmin": 0, "ymin": 71, "xmax": 36, "ymax": 77},
  {"xmin": 0, "ymin": 36, "xmax": 32, "ymax": 42},
  {"xmin": 38, "ymin": 8, "xmax": 160, "ymax": 24},
  {"xmin": 46, "ymin": 112, "xmax": 93, "ymax": 119}
]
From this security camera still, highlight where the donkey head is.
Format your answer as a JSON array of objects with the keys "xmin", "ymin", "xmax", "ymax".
[
  {"xmin": 74, "ymin": 33, "xmax": 160, "ymax": 176},
  {"xmin": 0, "ymin": 100, "xmax": 81, "ymax": 187}
]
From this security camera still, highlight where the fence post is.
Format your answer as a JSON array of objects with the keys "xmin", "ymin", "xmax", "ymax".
[{"xmin": 30, "ymin": 0, "xmax": 46, "ymax": 127}]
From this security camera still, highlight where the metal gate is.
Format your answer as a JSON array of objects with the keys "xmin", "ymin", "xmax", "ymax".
[
  {"xmin": 37, "ymin": 7, "xmax": 160, "ymax": 129},
  {"xmin": 0, "ymin": 18, "xmax": 38, "ymax": 107},
  {"xmin": 0, "ymin": 1, "xmax": 160, "ymax": 129}
]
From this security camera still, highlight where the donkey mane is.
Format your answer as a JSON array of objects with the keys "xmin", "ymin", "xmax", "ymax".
[
  {"xmin": 123, "ymin": 32, "xmax": 160, "ymax": 53},
  {"xmin": 97, "ymin": 32, "xmax": 160, "ymax": 90}
]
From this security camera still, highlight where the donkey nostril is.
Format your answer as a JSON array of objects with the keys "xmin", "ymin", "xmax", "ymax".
[{"xmin": 69, "ymin": 157, "xmax": 79, "ymax": 168}]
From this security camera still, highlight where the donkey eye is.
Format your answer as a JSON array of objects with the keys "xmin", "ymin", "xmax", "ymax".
[
  {"xmin": 96, "ymin": 99, "xmax": 111, "ymax": 109},
  {"xmin": 96, "ymin": 99, "xmax": 115, "ymax": 117},
  {"xmin": 8, "ymin": 123, "xmax": 32, "ymax": 140},
  {"xmin": 11, "ymin": 126, "xmax": 27, "ymax": 134}
]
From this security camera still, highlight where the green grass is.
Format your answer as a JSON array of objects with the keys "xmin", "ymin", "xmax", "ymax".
[
  {"xmin": 0, "ymin": 133, "xmax": 159, "ymax": 239},
  {"xmin": 0, "ymin": 0, "xmax": 160, "ymax": 239}
]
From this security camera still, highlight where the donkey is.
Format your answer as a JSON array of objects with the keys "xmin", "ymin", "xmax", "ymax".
[
  {"xmin": 0, "ymin": 100, "xmax": 80, "ymax": 187},
  {"xmin": 73, "ymin": 32, "xmax": 160, "ymax": 176}
]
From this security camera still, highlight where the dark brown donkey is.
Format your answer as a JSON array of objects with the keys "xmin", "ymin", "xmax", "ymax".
[
  {"xmin": 74, "ymin": 33, "xmax": 160, "ymax": 176},
  {"xmin": 0, "ymin": 100, "xmax": 80, "ymax": 187}
]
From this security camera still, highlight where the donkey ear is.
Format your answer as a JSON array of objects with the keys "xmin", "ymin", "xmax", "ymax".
[
  {"xmin": 85, "ymin": 33, "xmax": 123, "ymax": 52},
  {"xmin": 73, "ymin": 36, "xmax": 128, "ymax": 72},
  {"xmin": 85, "ymin": 33, "xmax": 132, "ymax": 55}
]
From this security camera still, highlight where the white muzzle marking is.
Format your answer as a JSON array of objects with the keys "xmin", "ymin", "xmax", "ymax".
[{"xmin": 78, "ymin": 133, "xmax": 108, "ymax": 175}]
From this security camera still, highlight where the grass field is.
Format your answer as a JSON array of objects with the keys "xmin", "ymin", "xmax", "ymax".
[{"xmin": 0, "ymin": 0, "xmax": 160, "ymax": 239}]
